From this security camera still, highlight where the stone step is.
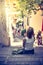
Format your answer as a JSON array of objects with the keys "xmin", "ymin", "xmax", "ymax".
[
  {"xmin": 0, "ymin": 57, "xmax": 6, "ymax": 64},
  {"xmin": 0, "ymin": 47, "xmax": 43, "ymax": 65},
  {"xmin": 6, "ymin": 61, "xmax": 41, "ymax": 65},
  {"xmin": 6, "ymin": 56, "xmax": 42, "ymax": 65},
  {"xmin": 0, "ymin": 55, "xmax": 43, "ymax": 65}
]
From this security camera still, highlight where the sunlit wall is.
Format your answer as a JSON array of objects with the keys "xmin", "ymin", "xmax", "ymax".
[
  {"xmin": 5, "ymin": 0, "xmax": 18, "ymax": 45},
  {"xmin": 29, "ymin": 10, "xmax": 42, "ymax": 34}
]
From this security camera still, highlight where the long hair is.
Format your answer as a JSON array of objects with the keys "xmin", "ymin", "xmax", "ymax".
[{"xmin": 27, "ymin": 27, "xmax": 34, "ymax": 39}]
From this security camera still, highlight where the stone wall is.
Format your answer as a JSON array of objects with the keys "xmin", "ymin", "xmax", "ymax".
[{"xmin": 0, "ymin": 0, "xmax": 9, "ymax": 46}]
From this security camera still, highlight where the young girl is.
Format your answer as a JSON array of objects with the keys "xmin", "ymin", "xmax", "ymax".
[{"xmin": 23, "ymin": 27, "xmax": 35, "ymax": 54}]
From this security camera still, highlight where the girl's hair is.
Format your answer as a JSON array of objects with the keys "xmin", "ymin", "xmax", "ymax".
[{"xmin": 27, "ymin": 27, "xmax": 34, "ymax": 38}]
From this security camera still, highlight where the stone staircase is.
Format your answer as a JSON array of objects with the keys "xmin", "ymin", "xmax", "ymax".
[{"xmin": 0, "ymin": 47, "xmax": 43, "ymax": 65}]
